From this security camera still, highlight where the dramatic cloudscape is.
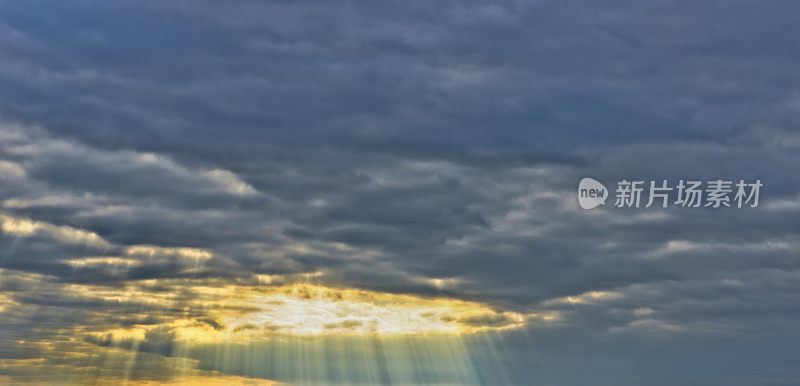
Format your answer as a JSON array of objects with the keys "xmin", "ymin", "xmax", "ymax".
[{"xmin": 1, "ymin": 0, "xmax": 799, "ymax": 384}]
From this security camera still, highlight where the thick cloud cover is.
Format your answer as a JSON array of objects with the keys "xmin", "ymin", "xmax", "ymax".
[{"xmin": 1, "ymin": 0, "xmax": 800, "ymax": 384}]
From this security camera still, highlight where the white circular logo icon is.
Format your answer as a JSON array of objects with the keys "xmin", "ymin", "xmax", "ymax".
[{"xmin": 578, "ymin": 178, "xmax": 608, "ymax": 209}]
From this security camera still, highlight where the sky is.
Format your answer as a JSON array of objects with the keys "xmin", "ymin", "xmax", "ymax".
[{"xmin": 1, "ymin": 0, "xmax": 800, "ymax": 384}]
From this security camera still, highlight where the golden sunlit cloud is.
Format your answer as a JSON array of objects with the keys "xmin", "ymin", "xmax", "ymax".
[
  {"xmin": 1, "ymin": 268, "xmax": 544, "ymax": 384},
  {"xmin": 542, "ymin": 290, "xmax": 623, "ymax": 306},
  {"xmin": 82, "ymin": 282, "xmax": 534, "ymax": 347},
  {"xmin": 0, "ymin": 214, "xmax": 112, "ymax": 249},
  {"xmin": 223, "ymin": 284, "xmax": 527, "ymax": 337},
  {"xmin": 0, "ymin": 213, "xmax": 547, "ymax": 384},
  {"xmin": 125, "ymin": 245, "xmax": 214, "ymax": 260},
  {"xmin": 0, "ymin": 213, "xmax": 215, "ymax": 264},
  {"xmin": 0, "ymin": 214, "xmax": 540, "ymax": 345}
]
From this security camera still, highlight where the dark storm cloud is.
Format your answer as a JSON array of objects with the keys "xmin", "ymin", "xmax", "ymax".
[{"xmin": 1, "ymin": 0, "xmax": 800, "ymax": 383}]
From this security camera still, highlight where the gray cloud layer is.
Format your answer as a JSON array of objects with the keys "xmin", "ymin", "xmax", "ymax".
[{"xmin": 1, "ymin": 0, "xmax": 800, "ymax": 384}]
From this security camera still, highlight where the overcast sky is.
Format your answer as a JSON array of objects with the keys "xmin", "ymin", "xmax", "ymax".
[{"xmin": 1, "ymin": 1, "xmax": 799, "ymax": 384}]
